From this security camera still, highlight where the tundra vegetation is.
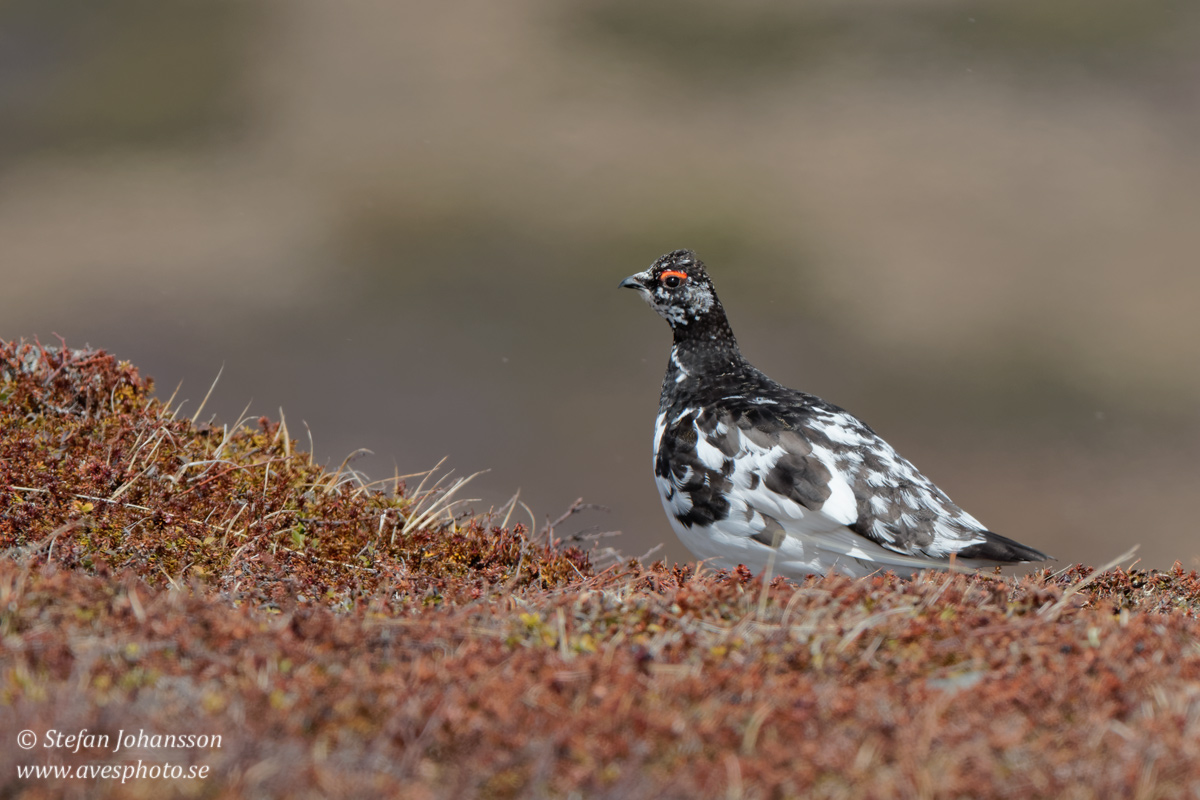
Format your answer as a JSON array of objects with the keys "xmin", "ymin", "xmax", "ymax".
[{"xmin": 2, "ymin": 339, "xmax": 1198, "ymax": 799}]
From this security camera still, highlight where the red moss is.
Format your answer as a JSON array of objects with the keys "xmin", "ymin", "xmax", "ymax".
[
  {"xmin": 3, "ymin": 339, "xmax": 1200, "ymax": 799},
  {"xmin": 0, "ymin": 339, "xmax": 589, "ymax": 610}
]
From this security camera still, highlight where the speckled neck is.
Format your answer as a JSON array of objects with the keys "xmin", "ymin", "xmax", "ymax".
[{"xmin": 660, "ymin": 305, "xmax": 749, "ymax": 408}]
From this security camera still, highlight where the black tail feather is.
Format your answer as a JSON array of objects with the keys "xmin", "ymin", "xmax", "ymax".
[{"xmin": 957, "ymin": 531, "xmax": 1051, "ymax": 564}]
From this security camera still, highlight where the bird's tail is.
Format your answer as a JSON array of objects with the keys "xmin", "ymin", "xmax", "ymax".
[{"xmin": 955, "ymin": 530, "xmax": 1051, "ymax": 564}]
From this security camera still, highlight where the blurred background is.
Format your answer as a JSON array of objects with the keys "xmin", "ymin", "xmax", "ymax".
[{"xmin": 2, "ymin": 0, "xmax": 1198, "ymax": 570}]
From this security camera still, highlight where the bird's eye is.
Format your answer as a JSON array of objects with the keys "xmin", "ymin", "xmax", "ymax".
[{"xmin": 660, "ymin": 270, "xmax": 687, "ymax": 289}]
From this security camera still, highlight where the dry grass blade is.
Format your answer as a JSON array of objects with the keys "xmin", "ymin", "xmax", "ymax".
[
  {"xmin": 756, "ymin": 531, "xmax": 784, "ymax": 621},
  {"xmin": 109, "ymin": 426, "xmax": 174, "ymax": 501},
  {"xmin": 162, "ymin": 379, "xmax": 184, "ymax": 420},
  {"xmin": 393, "ymin": 463, "xmax": 487, "ymax": 542},
  {"xmin": 1039, "ymin": 544, "xmax": 1140, "ymax": 619},
  {"xmin": 741, "ymin": 702, "xmax": 773, "ymax": 755},
  {"xmin": 190, "ymin": 363, "xmax": 224, "ymax": 424},
  {"xmin": 274, "ymin": 407, "xmax": 292, "ymax": 459},
  {"xmin": 211, "ymin": 399, "xmax": 255, "ymax": 463},
  {"xmin": 635, "ymin": 542, "xmax": 664, "ymax": 563},
  {"xmin": 323, "ymin": 448, "xmax": 374, "ymax": 496},
  {"xmin": 837, "ymin": 605, "xmax": 917, "ymax": 652},
  {"xmin": 2, "ymin": 520, "xmax": 83, "ymax": 563},
  {"xmin": 499, "ymin": 489, "xmax": 521, "ymax": 531}
]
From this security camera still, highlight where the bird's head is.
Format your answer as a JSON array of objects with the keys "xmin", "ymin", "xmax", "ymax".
[{"xmin": 619, "ymin": 249, "xmax": 721, "ymax": 330}]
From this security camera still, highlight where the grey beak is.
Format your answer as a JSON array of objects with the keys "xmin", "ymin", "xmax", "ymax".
[{"xmin": 619, "ymin": 275, "xmax": 646, "ymax": 290}]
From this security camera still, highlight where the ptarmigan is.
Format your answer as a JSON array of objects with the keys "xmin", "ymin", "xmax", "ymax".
[{"xmin": 620, "ymin": 249, "xmax": 1049, "ymax": 578}]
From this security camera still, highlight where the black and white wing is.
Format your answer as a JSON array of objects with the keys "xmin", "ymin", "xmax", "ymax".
[{"xmin": 654, "ymin": 395, "xmax": 1046, "ymax": 575}]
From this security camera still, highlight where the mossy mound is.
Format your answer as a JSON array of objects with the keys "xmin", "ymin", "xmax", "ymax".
[
  {"xmin": 3, "ymin": 339, "xmax": 1199, "ymax": 799},
  {"xmin": 0, "ymin": 339, "xmax": 588, "ymax": 610}
]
